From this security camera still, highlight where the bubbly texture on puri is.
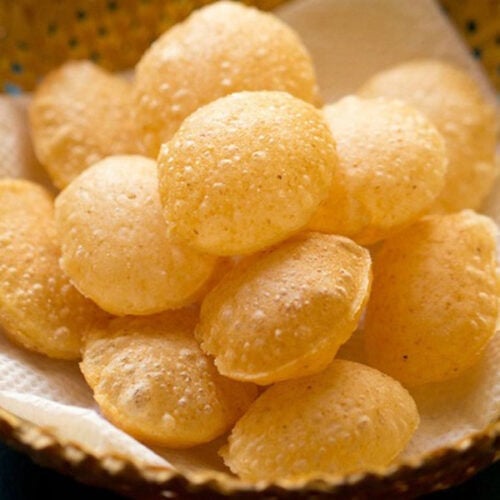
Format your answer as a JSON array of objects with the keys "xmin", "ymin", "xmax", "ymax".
[
  {"xmin": 80, "ymin": 309, "xmax": 258, "ymax": 448},
  {"xmin": 158, "ymin": 91, "xmax": 337, "ymax": 256},
  {"xmin": 308, "ymin": 96, "xmax": 448, "ymax": 244},
  {"xmin": 29, "ymin": 61, "xmax": 144, "ymax": 189},
  {"xmin": 55, "ymin": 155, "xmax": 217, "ymax": 316},
  {"xmin": 0, "ymin": 179, "xmax": 108, "ymax": 359},
  {"xmin": 221, "ymin": 359, "xmax": 419, "ymax": 482},
  {"xmin": 364, "ymin": 210, "xmax": 499, "ymax": 386},
  {"xmin": 359, "ymin": 59, "xmax": 497, "ymax": 212},
  {"xmin": 196, "ymin": 233, "xmax": 372, "ymax": 385},
  {"xmin": 133, "ymin": 0, "xmax": 319, "ymax": 155}
]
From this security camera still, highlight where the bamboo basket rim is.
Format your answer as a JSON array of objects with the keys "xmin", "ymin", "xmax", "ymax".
[{"xmin": 0, "ymin": 404, "xmax": 498, "ymax": 498}]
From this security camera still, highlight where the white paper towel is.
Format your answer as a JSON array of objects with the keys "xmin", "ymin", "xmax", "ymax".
[
  {"xmin": 0, "ymin": 0, "xmax": 498, "ymax": 477},
  {"xmin": 276, "ymin": 0, "xmax": 497, "ymax": 105}
]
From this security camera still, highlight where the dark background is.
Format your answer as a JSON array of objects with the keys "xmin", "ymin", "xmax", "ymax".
[{"xmin": 0, "ymin": 441, "xmax": 498, "ymax": 499}]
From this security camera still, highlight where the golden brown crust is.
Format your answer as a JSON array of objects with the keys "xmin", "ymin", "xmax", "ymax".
[
  {"xmin": 80, "ymin": 309, "xmax": 258, "ymax": 448},
  {"xmin": 55, "ymin": 155, "xmax": 217, "ymax": 316},
  {"xmin": 359, "ymin": 59, "xmax": 498, "ymax": 212},
  {"xmin": 222, "ymin": 360, "xmax": 418, "ymax": 481},
  {"xmin": 364, "ymin": 210, "xmax": 499, "ymax": 386},
  {"xmin": 30, "ymin": 61, "xmax": 144, "ymax": 189},
  {"xmin": 133, "ymin": 1, "xmax": 319, "ymax": 155},
  {"xmin": 158, "ymin": 91, "xmax": 337, "ymax": 256},
  {"xmin": 309, "ymin": 96, "xmax": 448, "ymax": 244},
  {"xmin": 0, "ymin": 179, "xmax": 108, "ymax": 359},
  {"xmin": 196, "ymin": 233, "xmax": 372, "ymax": 384}
]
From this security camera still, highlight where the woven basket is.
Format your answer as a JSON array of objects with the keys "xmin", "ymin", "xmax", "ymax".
[
  {"xmin": 0, "ymin": 0, "xmax": 497, "ymax": 92},
  {"xmin": 0, "ymin": 407, "xmax": 498, "ymax": 498},
  {"xmin": 0, "ymin": 1, "xmax": 498, "ymax": 497}
]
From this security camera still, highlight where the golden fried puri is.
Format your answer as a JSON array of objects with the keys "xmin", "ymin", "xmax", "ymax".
[
  {"xmin": 30, "ymin": 61, "xmax": 144, "ymax": 189},
  {"xmin": 133, "ymin": 1, "xmax": 319, "ymax": 154},
  {"xmin": 55, "ymin": 155, "xmax": 217, "ymax": 316},
  {"xmin": 309, "ymin": 96, "xmax": 448, "ymax": 244},
  {"xmin": 221, "ymin": 359, "xmax": 419, "ymax": 481},
  {"xmin": 0, "ymin": 179, "xmax": 107, "ymax": 359},
  {"xmin": 80, "ymin": 308, "xmax": 258, "ymax": 448},
  {"xmin": 359, "ymin": 59, "xmax": 497, "ymax": 212},
  {"xmin": 364, "ymin": 210, "xmax": 498, "ymax": 386},
  {"xmin": 196, "ymin": 233, "xmax": 371, "ymax": 384},
  {"xmin": 157, "ymin": 91, "xmax": 337, "ymax": 256}
]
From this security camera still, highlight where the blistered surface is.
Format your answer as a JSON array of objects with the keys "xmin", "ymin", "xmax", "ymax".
[
  {"xmin": 365, "ymin": 211, "xmax": 498, "ymax": 386},
  {"xmin": 134, "ymin": 1, "xmax": 319, "ymax": 155},
  {"xmin": 222, "ymin": 359, "xmax": 419, "ymax": 481},
  {"xmin": 55, "ymin": 155, "xmax": 216, "ymax": 315},
  {"xmin": 197, "ymin": 233, "xmax": 371, "ymax": 384},
  {"xmin": 309, "ymin": 96, "xmax": 447, "ymax": 244},
  {"xmin": 359, "ymin": 59, "xmax": 497, "ymax": 212},
  {"xmin": 158, "ymin": 91, "xmax": 337, "ymax": 256},
  {"xmin": 0, "ymin": 179, "xmax": 107, "ymax": 359},
  {"xmin": 81, "ymin": 308, "xmax": 257, "ymax": 448},
  {"xmin": 30, "ymin": 61, "xmax": 144, "ymax": 188}
]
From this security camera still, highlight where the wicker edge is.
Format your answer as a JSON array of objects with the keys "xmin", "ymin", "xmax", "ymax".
[{"xmin": 0, "ymin": 405, "xmax": 498, "ymax": 499}]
